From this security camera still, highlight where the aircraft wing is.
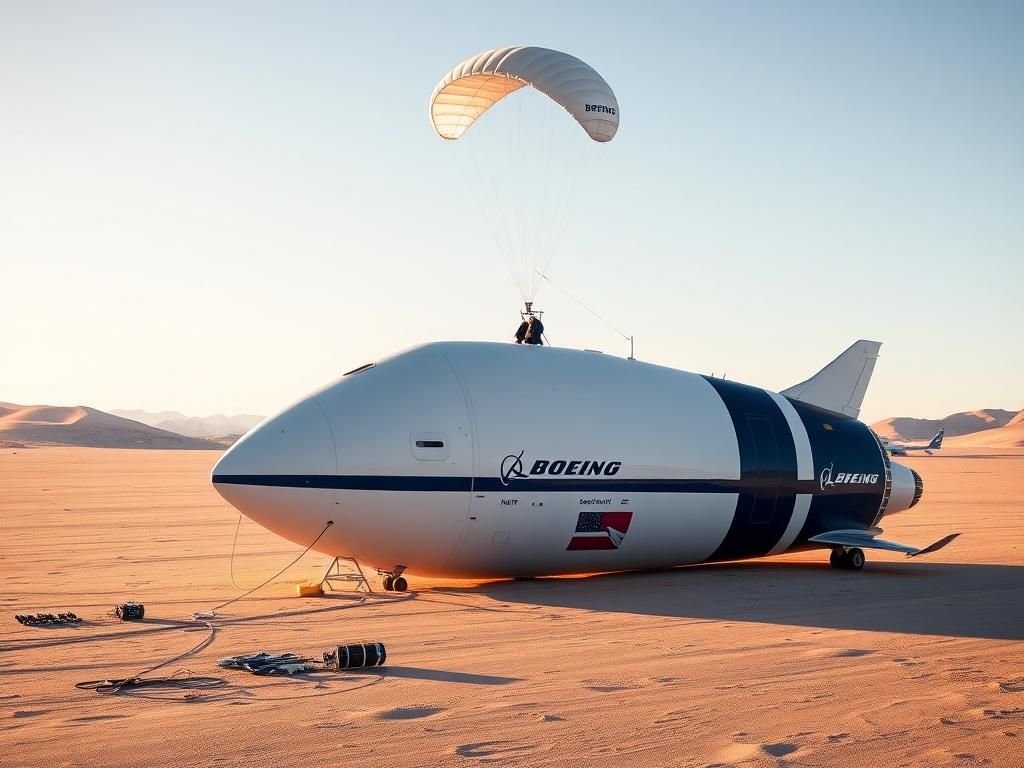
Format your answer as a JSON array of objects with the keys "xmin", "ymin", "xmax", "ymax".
[{"xmin": 808, "ymin": 529, "xmax": 960, "ymax": 557}]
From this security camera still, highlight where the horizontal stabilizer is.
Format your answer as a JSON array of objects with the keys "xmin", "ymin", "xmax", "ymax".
[
  {"xmin": 808, "ymin": 529, "xmax": 960, "ymax": 558},
  {"xmin": 782, "ymin": 340, "xmax": 881, "ymax": 419}
]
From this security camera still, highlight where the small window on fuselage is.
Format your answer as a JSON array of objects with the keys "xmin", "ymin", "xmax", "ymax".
[{"xmin": 411, "ymin": 433, "xmax": 451, "ymax": 461}]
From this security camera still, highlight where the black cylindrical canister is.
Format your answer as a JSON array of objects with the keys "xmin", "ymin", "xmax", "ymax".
[
  {"xmin": 115, "ymin": 603, "xmax": 145, "ymax": 621},
  {"xmin": 324, "ymin": 642, "xmax": 387, "ymax": 670}
]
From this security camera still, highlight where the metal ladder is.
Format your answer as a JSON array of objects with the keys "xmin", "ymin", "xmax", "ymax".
[{"xmin": 321, "ymin": 556, "xmax": 372, "ymax": 593}]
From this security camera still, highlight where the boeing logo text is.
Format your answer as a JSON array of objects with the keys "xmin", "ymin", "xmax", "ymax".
[
  {"xmin": 529, "ymin": 459, "xmax": 622, "ymax": 477},
  {"xmin": 820, "ymin": 462, "xmax": 880, "ymax": 491}
]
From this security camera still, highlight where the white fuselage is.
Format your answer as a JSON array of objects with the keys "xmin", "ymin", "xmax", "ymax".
[{"xmin": 212, "ymin": 342, "xmax": 918, "ymax": 578}]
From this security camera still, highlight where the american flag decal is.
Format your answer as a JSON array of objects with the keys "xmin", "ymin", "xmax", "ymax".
[{"xmin": 566, "ymin": 511, "xmax": 633, "ymax": 551}]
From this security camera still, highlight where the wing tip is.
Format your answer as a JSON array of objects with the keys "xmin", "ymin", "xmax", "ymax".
[{"xmin": 907, "ymin": 532, "xmax": 961, "ymax": 557}]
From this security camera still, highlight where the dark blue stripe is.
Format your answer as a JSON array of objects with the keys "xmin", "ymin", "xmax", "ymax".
[
  {"xmin": 213, "ymin": 474, "xmax": 473, "ymax": 492},
  {"xmin": 789, "ymin": 399, "xmax": 887, "ymax": 544},
  {"xmin": 212, "ymin": 474, "xmax": 747, "ymax": 494},
  {"xmin": 475, "ymin": 477, "xmax": 743, "ymax": 493},
  {"xmin": 702, "ymin": 376, "xmax": 799, "ymax": 561}
]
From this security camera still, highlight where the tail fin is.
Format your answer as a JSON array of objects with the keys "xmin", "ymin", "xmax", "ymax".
[
  {"xmin": 928, "ymin": 429, "xmax": 944, "ymax": 450},
  {"xmin": 781, "ymin": 340, "xmax": 881, "ymax": 419}
]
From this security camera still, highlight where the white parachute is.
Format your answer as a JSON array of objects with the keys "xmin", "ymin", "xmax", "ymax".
[
  {"xmin": 430, "ymin": 46, "xmax": 620, "ymax": 308},
  {"xmin": 430, "ymin": 46, "xmax": 619, "ymax": 143}
]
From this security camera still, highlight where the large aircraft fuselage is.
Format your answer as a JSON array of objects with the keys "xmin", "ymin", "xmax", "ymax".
[{"xmin": 212, "ymin": 342, "xmax": 920, "ymax": 578}]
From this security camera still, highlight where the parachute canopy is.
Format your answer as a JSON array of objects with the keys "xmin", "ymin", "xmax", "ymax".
[{"xmin": 430, "ymin": 46, "xmax": 620, "ymax": 143}]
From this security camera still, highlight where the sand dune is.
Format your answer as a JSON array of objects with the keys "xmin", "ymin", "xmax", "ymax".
[
  {"xmin": 1, "ymin": 446, "xmax": 1021, "ymax": 767},
  {"xmin": 0, "ymin": 401, "xmax": 25, "ymax": 418},
  {"xmin": 0, "ymin": 404, "xmax": 89, "ymax": 428},
  {"xmin": 871, "ymin": 408, "xmax": 1019, "ymax": 441},
  {"xmin": 946, "ymin": 420, "xmax": 1024, "ymax": 448},
  {"xmin": 0, "ymin": 402, "xmax": 223, "ymax": 449}
]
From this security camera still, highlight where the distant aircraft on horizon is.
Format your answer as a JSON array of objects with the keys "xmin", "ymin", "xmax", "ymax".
[{"xmin": 880, "ymin": 429, "xmax": 944, "ymax": 456}]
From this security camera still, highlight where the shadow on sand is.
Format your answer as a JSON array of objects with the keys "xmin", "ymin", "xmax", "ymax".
[
  {"xmin": 442, "ymin": 561, "xmax": 1024, "ymax": 641},
  {"xmin": 383, "ymin": 666, "xmax": 522, "ymax": 686}
]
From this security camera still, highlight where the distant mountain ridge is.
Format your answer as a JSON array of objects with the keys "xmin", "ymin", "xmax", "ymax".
[
  {"xmin": 870, "ymin": 409, "xmax": 1020, "ymax": 442},
  {"xmin": 0, "ymin": 402, "xmax": 223, "ymax": 449},
  {"xmin": 110, "ymin": 409, "xmax": 264, "ymax": 438}
]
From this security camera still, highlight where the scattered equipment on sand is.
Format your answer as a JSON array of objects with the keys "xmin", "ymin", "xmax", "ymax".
[
  {"xmin": 217, "ymin": 643, "xmax": 388, "ymax": 676},
  {"xmin": 323, "ymin": 642, "xmax": 387, "ymax": 670},
  {"xmin": 114, "ymin": 602, "xmax": 145, "ymax": 621},
  {"xmin": 322, "ymin": 555, "xmax": 372, "ymax": 592},
  {"xmin": 76, "ymin": 671, "xmax": 226, "ymax": 696},
  {"xmin": 16, "ymin": 612, "xmax": 81, "ymax": 626},
  {"xmin": 218, "ymin": 652, "xmax": 315, "ymax": 676}
]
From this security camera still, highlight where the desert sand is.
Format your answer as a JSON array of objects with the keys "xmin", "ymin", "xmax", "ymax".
[
  {"xmin": 2, "ymin": 446, "xmax": 1022, "ymax": 768},
  {"xmin": 946, "ymin": 419, "xmax": 1024, "ymax": 449}
]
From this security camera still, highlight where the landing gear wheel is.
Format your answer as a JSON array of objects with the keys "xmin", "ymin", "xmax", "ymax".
[
  {"xmin": 382, "ymin": 576, "xmax": 395, "ymax": 591},
  {"xmin": 392, "ymin": 576, "xmax": 408, "ymax": 593},
  {"xmin": 846, "ymin": 548, "xmax": 865, "ymax": 570},
  {"xmin": 829, "ymin": 549, "xmax": 844, "ymax": 569}
]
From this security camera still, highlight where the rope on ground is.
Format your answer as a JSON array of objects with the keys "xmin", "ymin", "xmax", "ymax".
[
  {"xmin": 195, "ymin": 520, "xmax": 334, "ymax": 619},
  {"xmin": 75, "ymin": 668, "xmax": 226, "ymax": 697},
  {"xmin": 75, "ymin": 520, "xmax": 335, "ymax": 697},
  {"xmin": 75, "ymin": 618, "xmax": 220, "ymax": 697},
  {"xmin": 229, "ymin": 513, "xmax": 246, "ymax": 591}
]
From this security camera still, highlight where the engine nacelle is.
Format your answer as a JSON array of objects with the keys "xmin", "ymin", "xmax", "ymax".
[{"xmin": 885, "ymin": 461, "xmax": 924, "ymax": 515}]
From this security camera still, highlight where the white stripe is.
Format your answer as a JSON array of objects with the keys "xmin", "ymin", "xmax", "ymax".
[
  {"xmin": 769, "ymin": 391, "xmax": 813, "ymax": 480},
  {"xmin": 769, "ymin": 493, "xmax": 812, "ymax": 555}
]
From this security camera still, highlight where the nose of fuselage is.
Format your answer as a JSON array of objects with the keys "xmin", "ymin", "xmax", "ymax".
[
  {"xmin": 211, "ymin": 396, "xmax": 337, "ymax": 535},
  {"xmin": 213, "ymin": 396, "xmax": 336, "ymax": 479}
]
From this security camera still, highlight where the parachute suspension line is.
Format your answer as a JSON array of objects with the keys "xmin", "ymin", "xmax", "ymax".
[
  {"xmin": 456, "ymin": 76, "xmax": 527, "ymax": 302},
  {"xmin": 512, "ymin": 91, "xmax": 529, "ymax": 301},
  {"xmin": 544, "ymin": 141, "xmax": 609, "ymax": 275},
  {"xmin": 483, "ymin": 89, "xmax": 528, "ymax": 302},
  {"xmin": 534, "ymin": 136, "xmax": 583, "ymax": 295},
  {"xmin": 534, "ymin": 269, "xmax": 634, "ymax": 359},
  {"xmin": 511, "ymin": 90, "xmax": 532, "ymax": 302},
  {"xmin": 430, "ymin": 47, "xmax": 620, "ymax": 306},
  {"xmin": 466, "ymin": 115, "xmax": 524, "ymax": 301},
  {"xmin": 522, "ymin": 93, "xmax": 539, "ymax": 301},
  {"xmin": 533, "ymin": 94, "xmax": 562, "ymax": 302},
  {"xmin": 530, "ymin": 93, "xmax": 556, "ymax": 302}
]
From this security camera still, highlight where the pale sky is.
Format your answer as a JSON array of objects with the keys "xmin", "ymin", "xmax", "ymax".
[{"xmin": 3, "ymin": 1, "xmax": 1022, "ymax": 425}]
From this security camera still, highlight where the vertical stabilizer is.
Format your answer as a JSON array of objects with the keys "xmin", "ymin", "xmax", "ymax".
[{"xmin": 781, "ymin": 340, "xmax": 881, "ymax": 419}]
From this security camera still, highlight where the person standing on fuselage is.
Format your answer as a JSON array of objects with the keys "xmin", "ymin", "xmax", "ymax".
[{"xmin": 525, "ymin": 315, "xmax": 544, "ymax": 345}]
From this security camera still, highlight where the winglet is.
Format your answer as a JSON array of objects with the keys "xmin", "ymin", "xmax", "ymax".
[
  {"xmin": 781, "ymin": 340, "xmax": 881, "ymax": 419},
  {"xmin": 908, "ymin": 532, "xmax": 960, "ymax": 557}
]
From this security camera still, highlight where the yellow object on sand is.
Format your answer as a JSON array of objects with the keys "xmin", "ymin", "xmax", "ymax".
[{"xmin": 296, "ymin": 583, "xmax": 324, "ymax": 598}]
